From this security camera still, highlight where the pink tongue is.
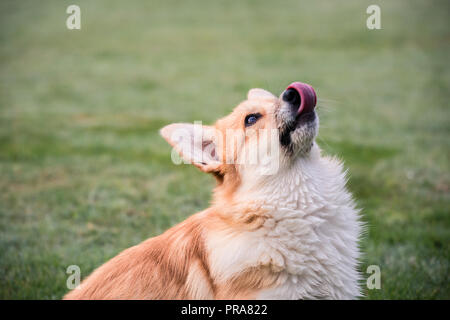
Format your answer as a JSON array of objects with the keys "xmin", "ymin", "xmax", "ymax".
[{"xmin": 286, "ymin": 82, "xmax": 317, "ymax": 115}]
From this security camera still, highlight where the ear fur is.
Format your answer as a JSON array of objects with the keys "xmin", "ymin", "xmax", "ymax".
[
  {"xmin": 247, "ymin": 88, "xmax": 276, "ymax": 100},
  {"xmin": 160, "ymin": 123, "xmax": 222, "ymax": 173}
]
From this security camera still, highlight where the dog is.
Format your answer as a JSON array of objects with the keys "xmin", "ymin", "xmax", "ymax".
[{"xmin": 64, "ymin": 82, "xmax": 362, "ymax": 299}]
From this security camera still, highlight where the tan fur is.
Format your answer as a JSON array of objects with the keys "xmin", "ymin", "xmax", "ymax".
[{"xmin": 65, "ymin": 205, "xmax": 276, "ymax": 300}]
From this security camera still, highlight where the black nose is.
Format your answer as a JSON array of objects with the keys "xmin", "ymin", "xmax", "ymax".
[{"xmin": 282, "ymin": 88, "xmax": 301, "ymax": 110}]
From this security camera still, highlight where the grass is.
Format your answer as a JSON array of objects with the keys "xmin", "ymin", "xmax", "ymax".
[{"xmin": 0, "ymin": 0, "xmax": 449, "ymax": 299}]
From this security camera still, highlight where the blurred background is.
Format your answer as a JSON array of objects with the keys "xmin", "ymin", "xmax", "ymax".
[{"xmin": 0, "ymin": 0, "xmax": 448, "ymax": 299}]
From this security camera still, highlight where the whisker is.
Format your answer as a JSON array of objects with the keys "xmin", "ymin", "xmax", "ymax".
[
  {"xmin": 316, "ymin": 136, "xmax": 335, "ymax": 153},
  {"xmin": 317, "ymin": 98, "xmax": 339, "ymax": 103}
]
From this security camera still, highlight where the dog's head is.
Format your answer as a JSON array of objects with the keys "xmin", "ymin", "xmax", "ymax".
[{"xmin": 160, "ymin": 82, "xmax": 318, "ymax": 201}]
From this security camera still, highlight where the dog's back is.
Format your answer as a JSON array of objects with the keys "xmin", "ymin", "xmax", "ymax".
[{"xmin": 65, "ymin": 213, "xmax": 213, "ymax": 299}]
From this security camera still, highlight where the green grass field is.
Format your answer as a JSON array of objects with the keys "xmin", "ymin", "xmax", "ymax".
[{"xmin": 0, "ymin": 0, "xmax": 449, "ymax": 299}]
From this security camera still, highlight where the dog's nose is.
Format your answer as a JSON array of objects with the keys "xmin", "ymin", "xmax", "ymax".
[
  {"xmin": 282, "ymin": 88, "xmax": 301, "ymax": 109},
  {"xmin": 283, "ymin": 82, "xmax": 317, "ymax": 115}
]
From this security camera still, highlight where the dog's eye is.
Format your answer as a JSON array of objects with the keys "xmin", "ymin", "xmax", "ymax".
[{"xmin": 244, "ymin": 113, "xmax": 262, "ymax": 127}]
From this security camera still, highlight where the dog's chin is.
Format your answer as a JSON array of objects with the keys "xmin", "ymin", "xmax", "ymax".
[{"xmin": 279, "ymin": 111, "xmax": 318, "ymax": 157}]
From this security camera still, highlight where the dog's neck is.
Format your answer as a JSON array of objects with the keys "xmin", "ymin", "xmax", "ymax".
[{"xmin": 212, "ymin": 145, "xmax": 348, "ymax": 218}]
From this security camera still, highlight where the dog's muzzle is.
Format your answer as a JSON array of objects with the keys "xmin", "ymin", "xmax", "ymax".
[{"xmin": 282, "ymin": 82, "xmax": 317, "ymax": 116}]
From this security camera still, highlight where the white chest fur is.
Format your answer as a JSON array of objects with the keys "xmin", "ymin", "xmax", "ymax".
[{"xmin": 211, "ymin": 146, "xmax": 363, "ymax": 299}]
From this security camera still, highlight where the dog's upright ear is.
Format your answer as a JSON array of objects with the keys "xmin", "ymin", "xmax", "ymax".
[
  {"xmin": 160, "ymin": 123, "xmax": 222, "ymax": 173},
  {"xmin": 247, "ymin": 88, "xmax": 276, "ymax": 100}
]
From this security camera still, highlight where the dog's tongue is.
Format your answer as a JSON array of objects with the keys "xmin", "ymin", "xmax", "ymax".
[{"xmin": 286, "ymin": 82, "xmax": 317, "ymax": 115}]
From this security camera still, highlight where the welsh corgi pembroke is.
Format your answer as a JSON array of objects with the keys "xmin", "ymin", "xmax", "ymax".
[{"xmin": 64, "ymin": 82, "xmax": 362, "ymax": 300}]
